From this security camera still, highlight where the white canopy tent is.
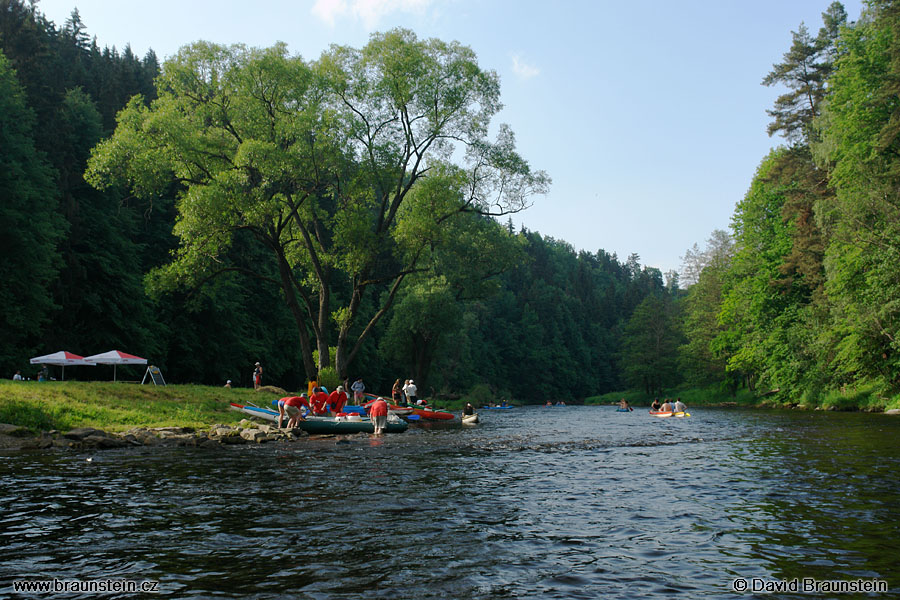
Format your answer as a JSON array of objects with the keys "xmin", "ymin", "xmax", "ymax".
[
  {"xmin": 29, "ymin": 351, "xmax": 95, "ymax": 380},
  {"xmin": 83, "ymin": 350, "xmax": 147, "ymax": 381}
]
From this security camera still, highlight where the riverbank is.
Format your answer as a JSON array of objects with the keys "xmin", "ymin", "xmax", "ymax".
[
  {"xmin": 584, "ymin": 382, "xmax": 900, "ymax": 412},
  {"xmin": 0, "ymin": 380, "xmax": 314, "ymax": 450}
]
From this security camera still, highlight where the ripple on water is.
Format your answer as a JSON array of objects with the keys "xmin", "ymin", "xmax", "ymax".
[{"xmin": 1, "ymin": 407, "xmax": 899, "ymax": 598}]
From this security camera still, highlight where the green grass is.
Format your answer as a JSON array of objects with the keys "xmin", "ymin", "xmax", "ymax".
[{"xmin": 0, "ymin": 381, "xmax": 287, "ymax": 433}]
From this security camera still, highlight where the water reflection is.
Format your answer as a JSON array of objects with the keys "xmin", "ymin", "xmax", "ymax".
[{"xmin": 0, "ymin": 408, "xmax": 898, "ymax": 598}]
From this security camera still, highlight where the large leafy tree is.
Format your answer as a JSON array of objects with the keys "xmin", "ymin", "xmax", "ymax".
[{"xmin": 87, "ymin": 31, "xmax": 548, "ymax": 380}]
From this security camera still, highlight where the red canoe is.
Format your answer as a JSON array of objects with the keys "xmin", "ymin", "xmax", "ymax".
[
  {"xmin": 363, "ymin": 393, "xmax": 454, "ymax": 420},
  {"xmin": 408, "ymin": 406, "xmax": 455, "ymax": 420}
]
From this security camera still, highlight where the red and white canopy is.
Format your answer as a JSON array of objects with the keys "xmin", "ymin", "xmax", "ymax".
[
  {"xmin": 29, "ymin": 351, "xmax": 95, "ymax": 366},
  {"xmin": 29, "ymin": 351, "xmax": 95, "ymax": 381},
  {"xmin": 83, "ymin": 350, "xmax": 147, "ymax": 365},
  {"xmin": 82, "ymin": 350, "xmax": 147, "ymax": 381}
]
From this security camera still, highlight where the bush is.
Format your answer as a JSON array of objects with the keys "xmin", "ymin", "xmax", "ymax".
[
  {"xmin": 317, "ymin": 367, "xmax": 342, "ymax": 392},
  {"xmin": 466, "ymin": 383, "xmax": 494, "ymax": 406}
]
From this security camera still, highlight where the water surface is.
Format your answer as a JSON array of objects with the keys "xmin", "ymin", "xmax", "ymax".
[{"xmin": 1, "ymin": 407, "xmax": 898, "ymax": 598}]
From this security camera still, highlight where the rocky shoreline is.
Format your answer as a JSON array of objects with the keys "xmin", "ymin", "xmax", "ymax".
[{"xmin": 0, "ymin": 419, "xmax": 311, "ymax": 451}]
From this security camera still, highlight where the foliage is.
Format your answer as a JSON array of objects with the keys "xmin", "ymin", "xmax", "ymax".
[
  {"xmin": 87, "ymin": 32, "xmax": 548, "ymax": 383},
  {"xmin": 316, "ymin": 367, "xmax": 342, "ymax": 392},
  {"xmin": 762, "ymin": 1, "xmax": 847, "ymax": 144},
  {"xmin": 620, "ymin": 294, "xmax": 683, "ymax": 396},
  {"xmin": 0, "ymin": 51, "xmax": 63, "ymax": 371}
]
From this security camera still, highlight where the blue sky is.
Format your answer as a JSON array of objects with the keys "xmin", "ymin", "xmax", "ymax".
[{"xmin": 36, "ymin": 0, "xmax": 864, "ymax": 275}]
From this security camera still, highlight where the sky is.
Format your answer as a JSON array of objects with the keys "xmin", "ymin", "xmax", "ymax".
[{"xmin": 35, "ymin": 0, "xmax": 865, "ymax": 275}]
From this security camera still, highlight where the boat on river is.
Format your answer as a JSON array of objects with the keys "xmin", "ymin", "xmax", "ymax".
[
  {"xmin": 344, "ymin": 403, "xmax": 414, "ymax": 417},
  {"xmin": 360, "ymin": 393, "xmax": 455, "ymax": 421},
  {"xmin": 649, "ymin": 410, "xmax": 690, "ymax": 418},
  {"xmin": 230, "ymin": 403, "xmax": 408, "ymax": 434},
  {"xmin": 462, "ymin": 413, "xmax": 479, "ymax": 425},
  {"xmin": 482, "ymin": 405, "xmax": 513, "ymax": 410}
]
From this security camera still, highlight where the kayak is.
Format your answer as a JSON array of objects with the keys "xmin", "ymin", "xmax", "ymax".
[
  {"xmin": 482, "ymin": 405, "xmax": 513, "ymax": 410},
  {"xmin": 462, "ymin": 413, "xmax": 479, "ymax": 425},
  {"xmin": 408, "ymin": 406, "xmax": 455, "ymax": 421},
  {"xmin": 649, "ymin": 410, "xmax": 691, "ymax": 418},
  {"xmin": 230, "ymin": 403, "xmax": 408, "ymax": 434},
  {"xmin": 616, "ymin": 408, "xmax": 633, "ymax": 412}
]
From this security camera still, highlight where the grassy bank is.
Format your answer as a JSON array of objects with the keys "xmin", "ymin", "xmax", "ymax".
[
  {"xmin": 584, "ymin": 382, "xmax": 900, "ymax": 411},
  {"xmin": 0, "ymin": 381, "xmax": 287, "ymax": 432}
]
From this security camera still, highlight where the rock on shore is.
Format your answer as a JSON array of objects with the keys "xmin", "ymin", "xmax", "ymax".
[{"xmin": 0, "ymin": 420, "xmax": 307, "ymax": 451}]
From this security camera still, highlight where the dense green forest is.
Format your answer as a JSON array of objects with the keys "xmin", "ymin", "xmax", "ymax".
[{"xmin": 3, "ymin": 0, "xmax": 900, "ymax": 407}]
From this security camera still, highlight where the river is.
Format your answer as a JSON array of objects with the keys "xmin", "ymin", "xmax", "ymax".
[{"xmin": 1, "ymin": 406, "xmax": 898, "ymax": 599}]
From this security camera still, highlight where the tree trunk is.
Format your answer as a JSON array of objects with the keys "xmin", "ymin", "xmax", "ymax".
[{"xmin": 274, "ymin": 247, "xmax": 317, "ymax": 380}]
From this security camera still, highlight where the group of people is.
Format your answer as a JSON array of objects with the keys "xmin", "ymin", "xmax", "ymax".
[
  {"xmin": 276, "ymin": 385, "xmax": 351, "ymax": 428},
  {"xmin": 649, "ymin": 397, "xmax": 687, "ymax": 413},
  {"xmin": 391, "ymin": 379, "xmax": 420, "ymax": 406},
  {"xmin": 11, "ymin": 366, "xmax": 49, "ymax": 382}
]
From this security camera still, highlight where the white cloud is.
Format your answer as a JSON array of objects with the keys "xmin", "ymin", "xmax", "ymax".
[
  {"xmin": 511, "ymin": 54, "xmax": 540, "ymax": 80},
  {"xmin": 311, "ymin": 0, "xmax": 349, "ymax": 27},
  {"xmin": 312, "ymin": 0, "xmax": 432, "ymax": 29}
]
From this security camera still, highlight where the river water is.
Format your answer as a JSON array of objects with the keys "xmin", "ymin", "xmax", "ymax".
[{"xmin": 1, "ymin": 406, "xmax": 898, "ymax": 599}]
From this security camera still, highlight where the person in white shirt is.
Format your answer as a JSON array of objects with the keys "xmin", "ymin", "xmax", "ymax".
[
  {"xmin": 405, "ymin": 380, "xmax": 418, "ymax": 405},
  {"xmin": 673, "ymin": 398, "xmax": 687, "ymax": 413},
  {"xmin": 12, "ymin": 370, "xmax": 23, "ymax": 381}
]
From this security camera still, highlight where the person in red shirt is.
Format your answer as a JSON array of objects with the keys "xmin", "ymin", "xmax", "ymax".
[
  {"xmin": 282, "ymin": 395, "xmax": 308, "ymax": 428},
  {"xmin": 368, "ymin": 397, "xmax": 389, "ymax": 434},
  {"xmin": 310, "ymin": 387, "xmax": 331, "ymax": 416},
  {"xmin": 329, "ymin": 386, "xmax": 348, "ymax": 415}
]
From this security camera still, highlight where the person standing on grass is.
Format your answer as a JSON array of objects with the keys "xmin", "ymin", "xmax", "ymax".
[
  {"xmin": 351, "ymin": 378, "xmax": 365, "ymax": 404},
  {"xmin": 253, "ymin": 362, "xmax": 263, "ymax": 390}
]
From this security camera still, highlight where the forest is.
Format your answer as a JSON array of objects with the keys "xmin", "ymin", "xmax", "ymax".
[{"xmin": 2, "ymin": 0, "xmax": 899, "ymax": 407}]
